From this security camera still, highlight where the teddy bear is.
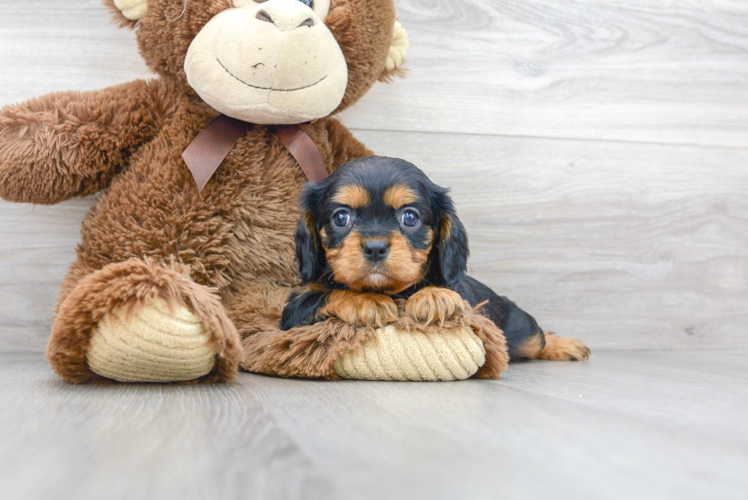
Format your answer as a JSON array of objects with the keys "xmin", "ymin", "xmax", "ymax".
[{"xmin": 0, "ymin": 0, "xmax": 511, "ymax": 383}]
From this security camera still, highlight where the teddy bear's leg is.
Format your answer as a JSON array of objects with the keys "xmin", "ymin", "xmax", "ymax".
[
  {"xmin": 228, "ymin": 285, "xmax": 510, "ymax": 381},
  {"xmin": 47, "ymin": 258, "xmax": 242, "ymax": 383},
  {"xmin": 227, "ymin": 284, "xmax": 374, "ymax": 379}
]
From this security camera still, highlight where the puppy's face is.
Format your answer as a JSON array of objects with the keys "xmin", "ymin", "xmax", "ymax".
[
  {"xmin": 320, "ymin": 179, "xmax": 434, "ymax": 293},
  {"xmin": 296, "ymin": 156, "xmax": 469, "ymax": 293}
]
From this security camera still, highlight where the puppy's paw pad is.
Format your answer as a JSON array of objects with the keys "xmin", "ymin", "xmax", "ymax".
[
  {"xmin": 405, "ymin": 287, "xmax": 465, "ymax": 325},
  {"xmin": 536, "ymin": 335, "xmax": 590, "ymax": 361}
]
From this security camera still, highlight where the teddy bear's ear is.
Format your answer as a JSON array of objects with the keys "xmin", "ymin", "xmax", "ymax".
[
  {"xmin": 104, "ymin": 0, "xmax": 148, "ymax": 28},
  {"xmin": 379, "ymin": 20, "xmax": 409, "ymax": 82}
]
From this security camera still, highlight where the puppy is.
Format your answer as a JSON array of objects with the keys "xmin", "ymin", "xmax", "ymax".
[{"xmin": 281, "ymin": 156, "xmax": 590, "ymax": 362}]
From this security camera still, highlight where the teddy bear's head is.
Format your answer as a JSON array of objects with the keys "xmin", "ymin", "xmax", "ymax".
[{"xmin": 105, "ymin": 0, "xmax": 407, "ymax": 124}]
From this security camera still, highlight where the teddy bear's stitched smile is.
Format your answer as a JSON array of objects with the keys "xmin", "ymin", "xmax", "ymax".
[{"xmin": 216, "ymin": 57, "xmax": 328, "ymax": 92}]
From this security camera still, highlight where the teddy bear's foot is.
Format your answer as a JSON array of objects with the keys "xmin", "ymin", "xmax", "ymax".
[
  {"xmin": 48, "ymin": 258, "xmax": 242, "ymax": 384},
  {"xmin": 86, "ymin": 298, "xmax": 217, "ymax": 383},
  {"xmin": 333, "ymin": 325, "xmax": 486, "ymax": 381},
  {"xmin": 237, "ymin": 285, "xmax": 509, "ymax": 381}
]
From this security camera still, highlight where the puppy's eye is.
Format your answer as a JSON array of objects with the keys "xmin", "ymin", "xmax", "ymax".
[
  {"xmin": 332, "ymin": 209, "xmax": 352, "ymax": 228},
  {"xmin": 400, "ymin": 209, "xmax": 420, "ymax": 228}
]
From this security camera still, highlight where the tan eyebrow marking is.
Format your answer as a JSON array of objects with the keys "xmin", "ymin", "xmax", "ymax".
[
  {"xmin": 383, "ymin": 184, "xmax": 419, "ymax": 209},
  {"xmin": 332, "ymin": 185, "xmax": 370, "ymax": 209}
]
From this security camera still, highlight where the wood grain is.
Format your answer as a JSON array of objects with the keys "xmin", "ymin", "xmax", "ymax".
[
  {"xmin": 340, "ymin": 0, "xmax": 748, "ymax": 147},
  {"xmin": 252, "ymin": 350, "xmax": 748, "ymax": 500},
  {"xmin": 2, "ymin": 1, "xmax": 747, "ymax": 147},
  {"xmin": 0, "ymin": 199, "xmax": 90, "ymax": 352},
  {"xmin": 1, "ymin": 351, "xmax": 746, "ymax": 500},
  {"xmin": 0, "ymin": 354, "xmax": 334, "ymax": 500},
  {"xmin": 0, "ymin": 1, "xmax": 150, "ymax": 104}
]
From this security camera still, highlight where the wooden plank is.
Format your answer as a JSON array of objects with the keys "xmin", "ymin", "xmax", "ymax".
[
  {"xmin": 251, "ymin": 351, "xmax": 748, "ymax": 500},
  {"xmin": 1, "ymin": 351, "xmax": 746, "ymax": 500},
  {"xmin": 0, "ymin": 354, "xmax": 336, "ymax": 500},
  {"xmin": 0, "ymin": 1, "xmax": 151, "ymax": 105},
  {"xmin": 1, "ymin": 131, "xmax": 746, "ymax": 352},
  {"xmin": 341, "ymin": 0, "xmax": 748, "ymax": 147},
  {"xmin": 0, "ymin": 199, "xmax": 90, "ymax": 353},
  {"xmin": 2, "ymin": 1, "xmax": 747, "ymax": 147},
  {"xmin": 501, "ymin": 350, "xmax": 748, "ymax": 443}
]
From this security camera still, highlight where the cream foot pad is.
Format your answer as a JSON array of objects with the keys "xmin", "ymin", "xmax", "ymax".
[
  {"xmin": 334, "ymin": 325, "xmax": 486, "ymax": 381},
  {"xmin": 112, "ymin": 0, "xmax": 148, "ymax": 21},
  {"xmin": 86, "ymin": 298, "xmax": 217, "ymax": 383}
]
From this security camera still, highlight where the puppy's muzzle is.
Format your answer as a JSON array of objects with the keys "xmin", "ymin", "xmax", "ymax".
[{"xmin": 362, "ymin": 239, "xmax": 389, "ymax": 263}]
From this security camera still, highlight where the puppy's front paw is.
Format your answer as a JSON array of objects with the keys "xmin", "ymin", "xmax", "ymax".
[
  {"xmin": 405, "ymin": 287, "xmax": 465, "ymax": 325},
  {"xmin": 322, "ymin": 290, "xmax": 398, "ymax": 328}
]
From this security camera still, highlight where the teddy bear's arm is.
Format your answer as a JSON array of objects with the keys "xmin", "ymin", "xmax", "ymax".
[{"xmin": 0, "ymin": 79, "xmax": 167, "ymax": 205}]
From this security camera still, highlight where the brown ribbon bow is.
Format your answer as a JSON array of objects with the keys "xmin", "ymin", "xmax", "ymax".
[{"xmin": 181, "ymin": 114, "xmax": 329, "ymax": 192}]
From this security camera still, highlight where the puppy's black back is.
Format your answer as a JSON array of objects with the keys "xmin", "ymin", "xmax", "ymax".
[{"xmin": 453, "ymin": 275, "xmax": 544, "ymax": 361}]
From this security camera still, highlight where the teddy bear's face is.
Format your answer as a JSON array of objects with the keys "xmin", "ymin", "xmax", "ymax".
[
  {"xmin": 184, "ymin": 0, "xmax": 348, "ymax": 124},
  {"xmin": 108, "ymin": 0, "xmax": 398, "ymax": 124}
]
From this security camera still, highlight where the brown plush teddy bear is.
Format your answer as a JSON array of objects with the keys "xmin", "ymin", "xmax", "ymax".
[{"xmin": 0, "ymin": 0, "xmax": 518, "ymax": 383}]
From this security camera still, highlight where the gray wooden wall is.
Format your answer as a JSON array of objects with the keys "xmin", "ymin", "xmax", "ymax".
[{"xmin": 1, "ymin": 0, "xmax": 746, "ymax": 353}]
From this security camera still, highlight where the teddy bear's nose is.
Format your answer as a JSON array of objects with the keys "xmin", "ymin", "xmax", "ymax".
[{"xmin": 256, "ymin": 9, "xmax": 315, "ymax": 30}]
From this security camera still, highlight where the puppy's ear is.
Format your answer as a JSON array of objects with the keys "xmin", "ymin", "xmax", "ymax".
[
  {"xmin": 295, "ymin": 182, "xmax": 327, "ymax": 283},
  {"xmin": 433, "ymin": 188, "xmax": 469, "ymax": 289}
]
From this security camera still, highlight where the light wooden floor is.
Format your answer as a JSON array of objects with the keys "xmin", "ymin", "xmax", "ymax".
[
  {"xmin": 1, "ymin": 1, "xmax": 747, "ymax": 498},
  {"xmin": 1, "ymin": 351, "xmax": 747, "ymax": 500}
]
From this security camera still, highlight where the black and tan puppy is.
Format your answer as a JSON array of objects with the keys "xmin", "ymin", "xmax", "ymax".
[{"xmin": 281, "ymin": 156, "xmax": 590, "ymax": 362}]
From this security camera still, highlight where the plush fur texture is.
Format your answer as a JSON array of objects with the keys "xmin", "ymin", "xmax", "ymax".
[
  {"xmin": 0, "ymin": 0, "xmax": 511, "ymax": 383},
  {"xmin": 236, "ymin": 293, "xmax": 509, "ymax": 380},
  {"xmin": 49, "ymin": 257, "xmax": 241, "ymax": 383},
  {"xmin": 103, "ymin": 0, "xmax": 397, "ymax": 113},
  {"xmin": 183, "ymin": 0, "xmax": 350, "ymax": 124}
]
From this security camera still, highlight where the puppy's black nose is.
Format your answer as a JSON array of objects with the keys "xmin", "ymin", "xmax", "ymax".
[{"xmin": 363, "ymin": 240, "xmax": 389, "ymax": 263}]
